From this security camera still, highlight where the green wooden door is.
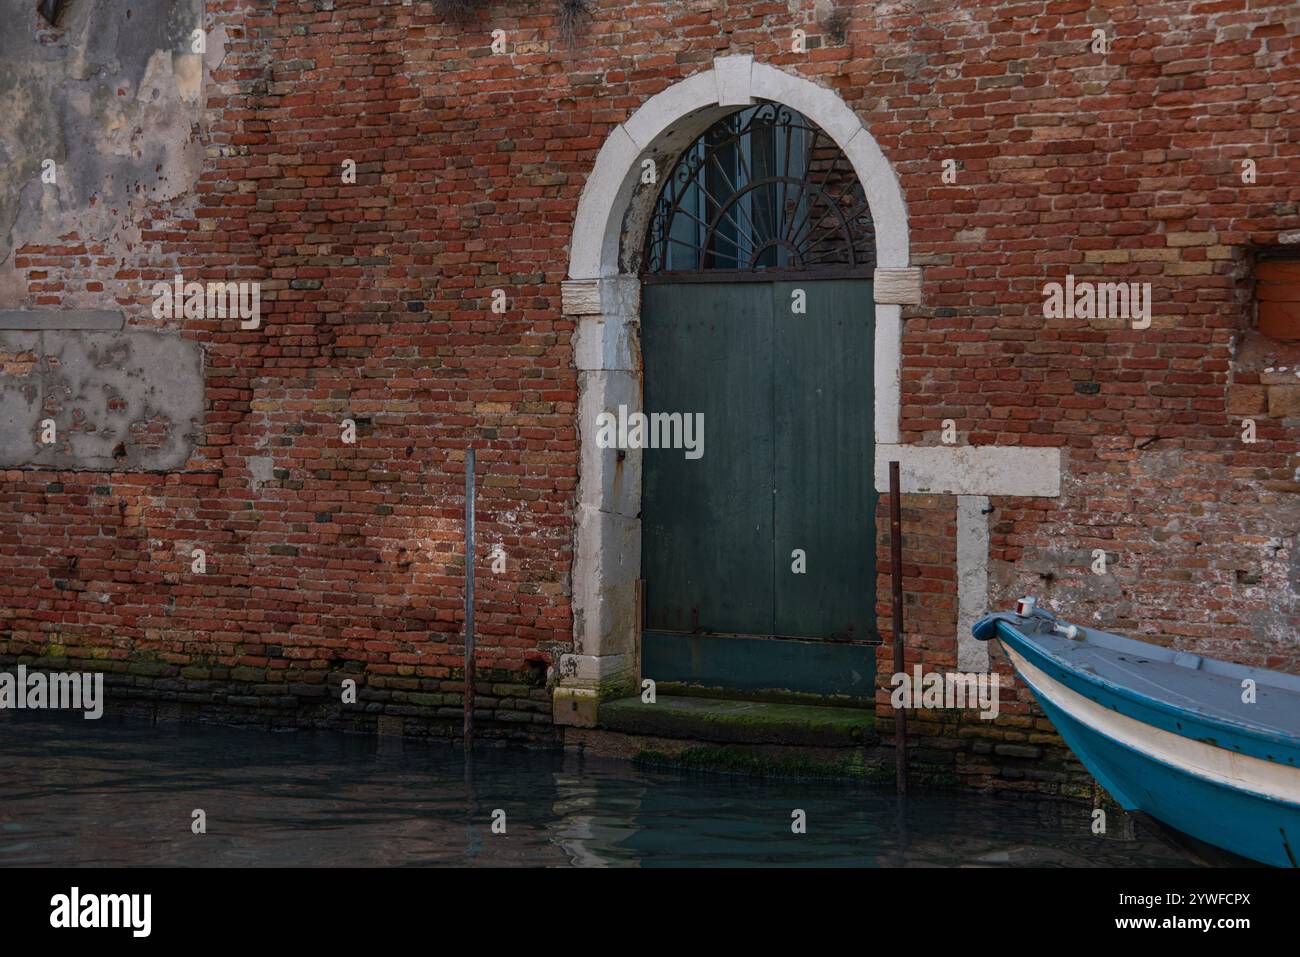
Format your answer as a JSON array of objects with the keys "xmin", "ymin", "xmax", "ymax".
[
  {"xmin": 639, "ymin": 283, "xmax": 775, "ymax": 638},
  {"xmin": 640, "ymin": 279, "xmax": 877, "ymax": 698}
]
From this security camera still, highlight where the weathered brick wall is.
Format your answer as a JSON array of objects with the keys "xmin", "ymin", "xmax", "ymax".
[{"xmin": 2, "ymin": 0, "xmax": 1297, "ymax": 779}]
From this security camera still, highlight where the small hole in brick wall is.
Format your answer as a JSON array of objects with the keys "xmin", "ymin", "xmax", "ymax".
[
  {"xmin": 524, "ymin": 659, "xmax": 547, "ymax": 687},
  {"xmin": 825, "ymin": 10, "xmax": 850, "ymax": 45}
]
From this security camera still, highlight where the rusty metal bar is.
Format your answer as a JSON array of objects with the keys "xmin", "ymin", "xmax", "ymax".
[
  {"xmin": 464, "ymin": 447, "xmax": 476, "ymax": 744},
  {"xmin": 635, "ymin": 578, "xmax": 646, "ymax": 686},
  {"xmin": 889, "ymin": 460, "xmax": 908, "ymax": 796}
]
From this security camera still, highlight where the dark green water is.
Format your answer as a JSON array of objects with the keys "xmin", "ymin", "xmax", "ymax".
[{"xmin": 0, "ymin": 713, "xmax": 1192, "ymax": 867}]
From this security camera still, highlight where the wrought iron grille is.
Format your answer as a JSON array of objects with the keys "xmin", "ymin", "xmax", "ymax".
[{"xmin": 643, "ymin": 102, "xmax": 876, "ymax": 279}]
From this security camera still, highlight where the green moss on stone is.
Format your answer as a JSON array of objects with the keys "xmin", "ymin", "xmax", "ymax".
[
  {"xmin": 635, "ymin": 745, "xmax": 892, "ymax": 784},
  {"xmin": 599, "ymin": 694, "xmax": 876, "ymax": 747}
]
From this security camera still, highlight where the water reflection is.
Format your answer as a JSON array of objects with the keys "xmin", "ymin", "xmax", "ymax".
[{"xmin": 0, "ymin": 712, "xmax": 1191, "ymax": 867}]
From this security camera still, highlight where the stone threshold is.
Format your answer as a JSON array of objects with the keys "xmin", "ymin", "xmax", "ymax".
[
  {"xmin": 596, "ymin": 694, "xmax": 877, "ymax": 748},
  {"xmin": 564, "ymin": 694, "xmax": 887, "ymax": 782}
]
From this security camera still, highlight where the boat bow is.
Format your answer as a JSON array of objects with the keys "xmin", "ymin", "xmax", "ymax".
[{"xmin": 973, "ymin": 601, "xmax": 1300, "ymax": 868}]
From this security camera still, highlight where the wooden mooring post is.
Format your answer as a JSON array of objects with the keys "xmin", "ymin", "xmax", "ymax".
[
  {"xmin": 464, "ymin": 447, "xmax": 476, "ymax": 745},
  {"xmin": 889, "ymin": 460, "xmax": 908, "ymax": 796}
]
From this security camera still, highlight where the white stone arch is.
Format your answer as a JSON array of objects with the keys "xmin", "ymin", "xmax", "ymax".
[
  {"xmin": 553, "ymin": 56, "xmax": 923, "ymax": 725},
  {"xmin": 569, "ymin": 57, "xmax": 911, "ymax": 277}
]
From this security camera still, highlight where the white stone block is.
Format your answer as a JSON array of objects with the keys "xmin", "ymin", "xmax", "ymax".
[
  {"xmin": 557, "ymin": 652, "xmax": 633, "ymax": 685},
  {"xmin": 956, "ymin": 495, "xmax": 991, "ymax": 672},
  {"xmin": 873, "ymin": 267, "xmax": 923, "ymax": 304},
  {"xmin": 571, "ymin": 503, "xmax": 641, "ymax": 660},
  {"xmin": 874, "ymin": 445, "xmax": 1063, "ymax": 497},
  {"xmin": 713, "ymin": 55, "xmax": 753, "ymax": 106},
  {"xmin": 570, "ymin": 125, "xmax": 642, "ymax": 280},
  {"xmin": 574, "ymin": 316, "xmax": 638, "ymax": 373},
  {"xmin": 874, "ymin": 303, "xmax": 902, "ymax": 445},
  {"xmin": 576, "ymin": 371, "xmax": 642, "ymax": 514}
]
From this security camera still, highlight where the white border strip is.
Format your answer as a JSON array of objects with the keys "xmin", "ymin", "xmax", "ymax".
[{"xmin": 1005, "ymin": 643, "xmax": 1300, "ymax": 806}]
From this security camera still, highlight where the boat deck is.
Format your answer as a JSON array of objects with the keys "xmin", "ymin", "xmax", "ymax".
[{"xmin": 1008, "ymin": 620, "xmax": 1300, "ymax": 746}]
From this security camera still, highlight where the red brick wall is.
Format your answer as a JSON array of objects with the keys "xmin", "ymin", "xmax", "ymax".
[{"xmin": 2, "ymin": 1, "xmax": 1298, "ymax": 770}]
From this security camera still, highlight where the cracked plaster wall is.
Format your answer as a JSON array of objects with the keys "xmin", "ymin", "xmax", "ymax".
[{"xmin": 0, "ymin": 0, "xmax": 211, "ymax": 469}]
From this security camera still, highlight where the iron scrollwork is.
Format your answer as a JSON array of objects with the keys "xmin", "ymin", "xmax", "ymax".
[{"xmin": 644, "ymin": 101, "xmax": 876, "ymax": 278}]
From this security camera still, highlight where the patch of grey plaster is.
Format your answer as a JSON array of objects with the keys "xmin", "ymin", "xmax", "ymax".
[
  {"xmin": 0, "ymin": 308, "xmax": 122, "ymax": 330},
  {"xmin": 247, "ymin": 454, "xmax": 274, "ymax": 490},
  {"xmin": 0, "ymin": 0, "xmax": 212, "ymax": 308},
  {"xmin": 0, "ymin": 328, "xmax": 203, "ymax": 469},
  {"xmin": 988, "ymin": 446, "xmax": 1299, "ymax": 662}
]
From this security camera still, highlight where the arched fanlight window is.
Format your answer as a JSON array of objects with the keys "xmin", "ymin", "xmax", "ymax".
[{"xmin": 643, "ymin": 102, "xmax": 876, "ymax": 279}]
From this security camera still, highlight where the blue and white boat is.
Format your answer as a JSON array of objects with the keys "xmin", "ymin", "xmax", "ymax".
[{"xmin": 973, "ymin": 598, "xmax": 1300, "ymax": 868}]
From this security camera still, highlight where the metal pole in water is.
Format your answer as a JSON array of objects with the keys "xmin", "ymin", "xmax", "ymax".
[
  {"xmin": 889, "ymin": 460, "xmax": 908, "ymax": 796},
  {"xmin": 464, "ymin": 447, "xmax": 476, "ymax": 744}
]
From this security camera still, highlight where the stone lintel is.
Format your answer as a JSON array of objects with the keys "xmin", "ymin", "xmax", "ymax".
[{"xmin": 875, "ymin": 445, "xmax": 1062, "ymax": 498}]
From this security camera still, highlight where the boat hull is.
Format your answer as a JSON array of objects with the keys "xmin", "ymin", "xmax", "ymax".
[{"xmin": 997, "ymin": 638, "xmax": 1300, "ymax": 868}]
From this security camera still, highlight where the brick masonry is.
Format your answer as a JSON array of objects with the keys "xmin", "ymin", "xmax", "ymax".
[{"xmin": 1, "ymin": 0, "xmax": 1298, "ymax": 789}]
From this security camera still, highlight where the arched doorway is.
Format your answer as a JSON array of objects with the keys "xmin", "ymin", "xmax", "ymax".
[
  {"xmin": 555, "ymin": 56, "xmax": 919, "ymax": 726},
  {"xmin": 638, "ymin": 103, "xmax": 878, "ymax": 698}
]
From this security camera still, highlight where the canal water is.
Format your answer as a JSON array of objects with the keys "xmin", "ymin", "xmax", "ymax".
[{"xmin": 0, "ymin": 713, "xmax": 1192, "ymax": 867}]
